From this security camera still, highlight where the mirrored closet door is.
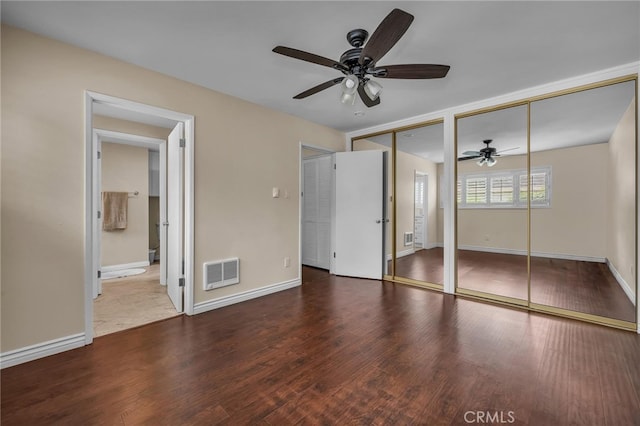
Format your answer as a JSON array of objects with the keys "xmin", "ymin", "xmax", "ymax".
[
  {"xmin": 393, "ymin": 121, "xmax": 445, "ymax": 287},
  {"xmin": 530, "ymin": 79, "xmax": 637, "ymax": 325},
  {"xmin": 456, "ymin": 104, "xmax": 529, "ymax": 303}
]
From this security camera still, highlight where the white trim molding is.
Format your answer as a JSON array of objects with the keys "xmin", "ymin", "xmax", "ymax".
[
  {"xmin": 193, "ymin": 278, "xmax": 301, "ymax": 315},
  {"xmin": 386, "ymin": 248, "xmax": 415, "ymax": 261},
  {"xmin": 607, "ymin": 259, "xmax": 635, "ymax": 306},
  {"xmin": 101, "ymin": 261, "xmax": 150, "ymax": 272},
  {"xmin": 1, "ymin": 333, "xmax": 85, "ymax": 369}
]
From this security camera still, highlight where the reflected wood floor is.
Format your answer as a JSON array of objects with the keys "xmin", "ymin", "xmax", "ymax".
[
  {"xmin": 3, "ymin": 268, "xmax": 640, "ymax": 425},
  {"xmin": 394, "ymin": 248, "xmax": 635, "ymax": 322}
]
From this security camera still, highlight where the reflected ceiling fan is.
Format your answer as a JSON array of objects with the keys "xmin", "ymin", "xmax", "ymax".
[
  {"xmin": 272, "ymin": 8, "xmax": 450, "ymax": 107},
  {"xmin": 458, "ymin": 140, "xmax": 518, "ymax": 167}
]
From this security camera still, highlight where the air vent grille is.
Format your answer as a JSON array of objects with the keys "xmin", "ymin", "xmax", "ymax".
[
  {"xmin": 404, "ymin": 232, "xmax": 414, "ymax": 246},
  {"xmin": 203, "ymin": 258, "xmax": 239, "ymax": 290}
]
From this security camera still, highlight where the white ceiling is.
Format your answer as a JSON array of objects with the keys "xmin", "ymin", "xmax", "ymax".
[
  {"xmin": 2, "ymin": 1, "xmax": 639, "ymax": 133},
  {"xmin": 363, "ymin": 79, "xmax": 635, "ymax": 163}
]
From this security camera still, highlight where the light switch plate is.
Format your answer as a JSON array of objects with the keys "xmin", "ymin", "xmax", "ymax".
[{"xmin": 272, "ymin": 187, "xmax": 280, "ymax": 198}]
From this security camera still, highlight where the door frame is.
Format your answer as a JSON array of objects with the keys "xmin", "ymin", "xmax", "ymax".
[
  {"xmin": 298, "ymin": 143, "xmax": 336, "ymax": 280},
  {"xmin": 84, "ymin": 91, "xmax": 195, "ymax": 345},
  {"xmin": 92, "ymin": 129, "xmax": 167, "ymax": 299},
  {"xmin": 414, "ymin": 171, "xmax": 428, "ymax": 249}
]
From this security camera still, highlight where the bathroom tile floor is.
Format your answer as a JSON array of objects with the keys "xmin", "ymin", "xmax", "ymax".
[{"xmin": 93, "ymin": 262, "xmax": 181, "ymax": 337}]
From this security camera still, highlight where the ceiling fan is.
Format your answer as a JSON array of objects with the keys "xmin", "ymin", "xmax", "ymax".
[
  {"xmin": 272, "ymin": 8, "xmax": 450, "ymax": 107},
  {"xmin": 458, "ymin": 139, "xmax": 518, "ymax": 167}
]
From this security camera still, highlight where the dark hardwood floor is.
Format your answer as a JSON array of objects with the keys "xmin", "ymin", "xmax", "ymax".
[
  {"xmin": 393, "ymin": 248, "xmax": 635, "ymax": 322},
  {"xmin": 2, "ymin": 268, "xmax": 640, "ymax": 425}
]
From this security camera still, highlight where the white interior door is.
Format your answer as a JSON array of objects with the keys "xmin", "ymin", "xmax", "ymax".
[
  {"xmin": 302, "ymin": 155, "xmax": 332, "ymax": 269},
  {"xmin": 334, "ymin": 150, "xmax": 384, "ymax": 279},
  {"xmin": 167, "ymin": 122, "xmax": 184, "ymax": 312}
]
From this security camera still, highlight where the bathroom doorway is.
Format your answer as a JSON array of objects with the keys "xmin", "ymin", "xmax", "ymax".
[
  {"xmin": 85, "ymin": 92, "xmax": 195, "ymax": 343},
  {"xmin": 92, "ymin": 128, "xmax": 178, "ymax": 337}
]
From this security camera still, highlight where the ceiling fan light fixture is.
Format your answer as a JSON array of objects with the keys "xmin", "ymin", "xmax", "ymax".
[
  {"xmin": 340, "ymin": 91, "xmax": 357, "ymax": 105},
  {"xmin": 487, "ymin": 157, "xmax": 497, "ymax": 167},
  {"xmin": 476, "ymin": 158, "xmax": 486, "ymax": 166},
  {"xmin": 342, "ymin": 75, "xmax": 358, "ymax": 95},
  {"xmin": 364, "ymin": 80, "xmax": 383, "ymax": 101}
]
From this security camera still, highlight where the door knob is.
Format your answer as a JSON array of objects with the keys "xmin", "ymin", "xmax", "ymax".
[{"xmin": 376, "ymin": 220, "xmax": 381, "ymax": 224}]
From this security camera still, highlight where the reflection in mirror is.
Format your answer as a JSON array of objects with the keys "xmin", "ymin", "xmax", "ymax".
[
  {"xmin": 530, "ymin": 81, "xmax": 636, "ymax": 323},
  {"xmin": 456, "ymin": 105, "xmax": 528, "ymax": 301},
  {"xmin": 353, "ymin": 135, "xmax": 393, "ymax": 276},
  {"xmin": 392, "ymin": 122, "xmax": 444, "ymax": 285}
]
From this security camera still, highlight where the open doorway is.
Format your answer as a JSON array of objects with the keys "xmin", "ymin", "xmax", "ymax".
[
  {"xmin": 300, "ymin": 144, "xmax": 334, "ymax": 284},
  {"xmin": 84, "ymin": 92, "xmax": 195, "ymax": 344},
  {"xmin": 92, "ymin": 128, "xmax": 176, "ymax": 336}
]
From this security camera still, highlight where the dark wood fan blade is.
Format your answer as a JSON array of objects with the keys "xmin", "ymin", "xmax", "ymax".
[
  {"xmin": 496, "ymin": 147, "xmax": 519, "ymax": 154},
  {"xmin": 373, "ymin": 64, "xmax": 450, "ymax": 79},
  {"xmin": 293, "ymin": 78, "xmax": 344, "ymax": 99},
  {"xmin": 357, "ymin": 84, "xmax": 381, "ymax": 107},
  {"xmin": 359, "ymin": 9, "xmax": 414, "ymax": 66},
  {"xmin": 273, "ymin": 46, "xmax": 347, "ymax": 71},
  {"xmin": 458, "ymin": 156, "xmax": 481, "ymax": 161}
]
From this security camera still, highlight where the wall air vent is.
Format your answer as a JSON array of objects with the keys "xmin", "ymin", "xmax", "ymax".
[
  {"xmin": 404, "ymin": 232, "xmax": 414, "ymax": 246},
  {"xmin": 203, "ymin": 258, "xmax": 239, "ymax": 290}
]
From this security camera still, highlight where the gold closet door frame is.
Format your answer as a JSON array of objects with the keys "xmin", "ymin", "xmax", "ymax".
[
  {"xmin": 352, "ymin": 118, "xmax": 445, "ymax": 290},
  {"xmin": 453, "ymin": 74, "xmax": 638, "ymax": 331}
]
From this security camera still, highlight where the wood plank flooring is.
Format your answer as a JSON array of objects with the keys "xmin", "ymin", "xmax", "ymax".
[
  {"xmin": 393, "ymin": 248, "xmax": 635, "ymax": 322},
  {"xmin": 2, "ymin": 268, "xmax": 640, "ymax": 425}
]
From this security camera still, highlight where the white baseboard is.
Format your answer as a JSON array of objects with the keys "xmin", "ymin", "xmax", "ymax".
[
  {"xmin": 1, "ymin": 333, "xmax": 85, "ymax": 369},
  {"xmin": 424, "ymin": 242, "xmax": 439, "ymax": 249},
  {"xmin": 457, "ymin": 244, "xmax": 606, "ymax": 263},
  {"xmin": 386, "ymin": 248, "xmax": 415, "ymax": 261},
  {"xmin": 606, "ymin": 259, "xmax": 635, "ymax": 305},
  {"xmin": 193, "ymin": 278, "xmax": 301, "ymax": 315},
  {"xmin": 102, "ymin": 261, "xmax": 150, "ymax": 272}
]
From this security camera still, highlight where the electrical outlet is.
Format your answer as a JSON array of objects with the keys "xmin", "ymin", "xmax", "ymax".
[{"xmin": 284, "ymin": 257, "xmax": 291, "ymax": 268}]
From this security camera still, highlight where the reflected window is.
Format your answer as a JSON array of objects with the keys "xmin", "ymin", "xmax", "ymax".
[{"xmin": 454, "ymin": 167, "xmax": 552, "ymax": 209}]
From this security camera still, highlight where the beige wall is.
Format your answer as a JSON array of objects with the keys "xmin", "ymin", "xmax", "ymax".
[
  {"xmin": 606, "ymin": 99, "xmax": 636, "ymax": 297},
  {"xmin": 101, "ymin": 143, "xmax": 149, "ymax": 266},
  {"xmin": 530, "ymin": 143, "xmax": 608, "ymax": 258},
  {"xmin": 1, "ymin": 25, "xmax": 345, "ymax": 352},
  {"xmin": 454, "ymin": 144, "xmax": 608, "ymax": 257},
  {"xmin": 396, "ymin": 148, "xmax": 439, "ymax": 251},
  {"xmin": 457, "ymin": 153, "xmax": 528, "ymax": 251},
  {"xmin": 93, "ymin": 115, "xmax": 172, "ymax": 140}
]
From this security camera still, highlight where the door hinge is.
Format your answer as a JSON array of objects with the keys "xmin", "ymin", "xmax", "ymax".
[
  {"xmin": 333, "ymin": 252, "xmax": 336, "ymax": 258},
  {"xmin": 334, "ymin": 164, "xmax": 336, "ymax": 170},
  {"xmin": 97, "ymin": 270, "xmax": 101, "ymax": 279},
  {"xmin": 179, "ymin": 277, "xmax": 185, "ymax": 287},
  {"xmin": 182, "ymin": 259, "xmax": 185, "ymax": 275},
  {"xmin": 97, "ymin": 211, "xmax": 101, "ymax": 219},
  {"xmin": 179, "ymin": 138, "xmax": 186, "ymax": 148},
  {"xmin": 301, "ymin": 191, "xmax": 303, "ymax": 197},
  {"xmin": 97, "ymin": 151, "xmax": 101, "ymax": 159}
]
